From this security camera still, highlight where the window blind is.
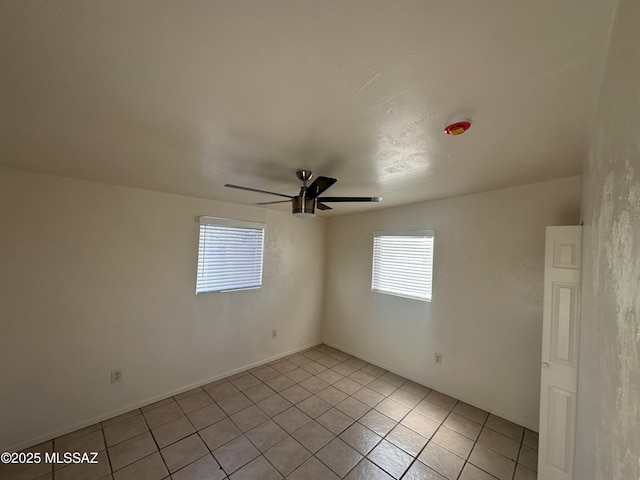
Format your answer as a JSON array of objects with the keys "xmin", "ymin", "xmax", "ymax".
[
  {"xmin": 196, "ymin": 216, "xmax": 265, "ymax": 294},
  {"xmin": 371, "ymin": 230, "xmax": 434, "ymax": 302}
]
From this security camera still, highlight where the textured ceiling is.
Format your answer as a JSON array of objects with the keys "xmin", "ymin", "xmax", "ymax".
[{"xmin": 0, "ymin": 1, "xmax": 616, "ymax": 216}]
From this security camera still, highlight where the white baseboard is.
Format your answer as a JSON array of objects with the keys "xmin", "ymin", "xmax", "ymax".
[
  {"xmin": 322, "ymin": 340, "xmax": 538, "ymax": 433},
  {"xmin": 6, "ymin": 340, "xmax": 322, "ymax": 452}
]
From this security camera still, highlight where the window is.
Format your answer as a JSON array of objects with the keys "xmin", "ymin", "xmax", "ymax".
[
  {"xmin": 371, "ymin": 230, "xmax": 434, "ymax": 302},
  {"xmin": 196, "ymin": 216, "xmax": 265, "ymax": 294}
]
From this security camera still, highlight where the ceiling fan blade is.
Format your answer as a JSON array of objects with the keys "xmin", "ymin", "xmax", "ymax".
[
  {"xmin": 318, "ymin": 196, "xmax": 383, "ymax": 202},
  {"xmin": 317, "ymin": 202, "xmax": 333, "ymax": 210},
  {"xmin": 253, "ymin": 200, "xmax": 292, "ymax": 205},
  {"xmin": 306, "ymin": 176, "xmax": 337, "ymax": 199},
  {"xmin": 225, "ymin": 184, "xmax": 293, "ymax": 199}
]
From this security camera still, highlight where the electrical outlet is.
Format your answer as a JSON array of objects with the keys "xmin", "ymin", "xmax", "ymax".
[
  {"xmin": 111, "ymin": 369, "xmax": 122, "ymax": 384},
  {"xmin": 434, "ymin": 353, "xmax": 443, "ymax": 365},
  {"xmin": 271, "ymin": 330, "xmax": 277, "ymax": 339}
]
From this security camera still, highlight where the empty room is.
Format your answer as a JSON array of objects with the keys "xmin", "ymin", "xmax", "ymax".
[{"xmin": 1, "ymin": 1, "xmax": 638, "ymax": 480}]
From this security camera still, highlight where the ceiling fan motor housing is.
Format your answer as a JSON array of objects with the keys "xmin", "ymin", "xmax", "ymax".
[{"xmin": 292, "ymin": 196, "xmax": 316, "ymax": 218}]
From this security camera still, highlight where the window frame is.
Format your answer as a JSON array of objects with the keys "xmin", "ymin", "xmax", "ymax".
[
  {"xmin": 195, "ymin": 216, "xmax": 266, "ymax": 294},
  {"xmin": 371, "ymin": 230, "xmax": 435, "ymax": 302}
]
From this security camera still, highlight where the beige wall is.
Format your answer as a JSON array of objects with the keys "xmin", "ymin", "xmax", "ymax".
[
  {"xmin": 576, "ymin": 0, "xmax": 640, "ymax": 477},
  {"xmin": 0, "ymin": 167, "xmax": 326, "ymax": 451},
  {"xmin": 0, "ymin": 165, "xmax": 588, "ymax": 451},
  {"xmin": 322, "ymin": 176, "xmax": 581, "ymax": 430}
]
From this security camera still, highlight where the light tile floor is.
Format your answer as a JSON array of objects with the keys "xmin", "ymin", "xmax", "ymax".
[{"xmin": 1, "ymin": 344, "xmax": 538, "ymax": 480}]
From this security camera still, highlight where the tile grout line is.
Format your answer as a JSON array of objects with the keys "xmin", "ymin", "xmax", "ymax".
[
  {"xmin": 102, "ymin": 422, "xmax": 115, "ymax": 479},
  {"xmin": 39, "ymin": 345, "xmax": 535, "ymax": 480},
  {"xmin": 140, "ymin": 405, "xmax": 174, "ymax": 480},
  {"xmin": 186, "ymin": 388, "xmax": 228, "ymax": 479}
]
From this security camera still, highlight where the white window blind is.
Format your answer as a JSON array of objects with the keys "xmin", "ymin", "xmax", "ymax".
[
  {"xmin": 371, "ymin": 230, "xmax": 434, "ymax": 302},
  {"xmin": 196, "ymin": 216, "xmax": 265, "ymax": 294}
]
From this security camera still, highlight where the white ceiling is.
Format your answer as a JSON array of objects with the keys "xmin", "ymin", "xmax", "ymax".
[{"xmin": 1, "ymin": 1, "xmax": 616, "ymax": 216}]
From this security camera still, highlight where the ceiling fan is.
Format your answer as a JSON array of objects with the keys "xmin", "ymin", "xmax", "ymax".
[{"xmin": 225, "ymin": 170, "xmax": 382, "ymax": 218}]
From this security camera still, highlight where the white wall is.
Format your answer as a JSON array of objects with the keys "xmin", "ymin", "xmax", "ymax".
[
  {"xmin": 576, "ymin": 0, "xmax": 640, "ymax": 477},
  {"xmin": 0, "ymin": 167, "xmax": 326, "ymax": 451},
  {"xmin": 322, "ymin": 176, "xmax": 581, "ymax": 430}
]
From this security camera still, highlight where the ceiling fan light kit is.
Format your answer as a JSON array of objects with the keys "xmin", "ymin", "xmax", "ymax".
[
  {"xmin": 292, "ymin": 196, "xmax": 317, "ymax": 218},
  {"xmin": 225, "ymin": 169, "xmax": 382, "ymax": 218}
]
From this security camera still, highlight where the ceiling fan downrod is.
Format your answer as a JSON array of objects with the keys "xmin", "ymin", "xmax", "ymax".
[{"xmin": 294, "ymin": 170, "xmax": 315, "ymax": 218}]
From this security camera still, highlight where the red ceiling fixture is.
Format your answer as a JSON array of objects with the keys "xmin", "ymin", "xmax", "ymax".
[{"xmin": 444, "ymin": 116, "xmax": 472, "ymax": 135}]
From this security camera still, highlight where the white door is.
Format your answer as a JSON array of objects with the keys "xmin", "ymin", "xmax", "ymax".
[{"xmin": 538, "ymin": 226, "xmax": 582, "ymax": 480}]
